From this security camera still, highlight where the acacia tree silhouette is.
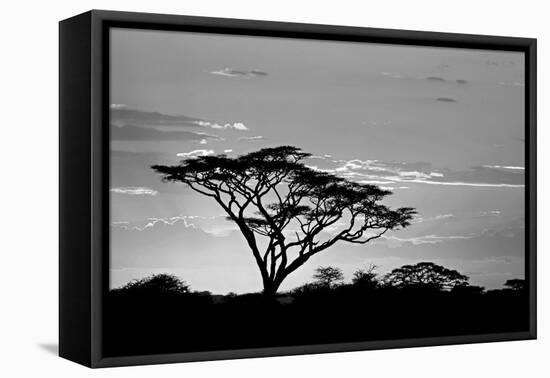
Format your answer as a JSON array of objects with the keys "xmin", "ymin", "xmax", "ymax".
[
  {"xmin": 384, "ymin": 262, "xmax": 469, "ymax": 290},
  {"xmin": 152, "ymin": 146, "xmax": 415, "ymax": 295},
  {"xmin": 313, "ymin": 266, "xmax": 344, "ymax": 288},
  {"xmin": 504, "ymin": 279, "xmax": 525, "ymax": 291}
]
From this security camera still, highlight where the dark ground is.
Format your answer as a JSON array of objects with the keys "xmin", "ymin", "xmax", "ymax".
[{"xmin": 103, "ymin": 282, "xmax": 529, "ymax": 357}]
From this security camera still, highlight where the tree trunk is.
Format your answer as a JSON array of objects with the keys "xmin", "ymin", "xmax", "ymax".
[{"xmin": 262, "ymin": 278, "xmax": 282, "ymax": 296}]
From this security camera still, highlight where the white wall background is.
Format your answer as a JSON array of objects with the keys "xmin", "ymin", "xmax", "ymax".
[{"xmin": 0, "ymin": 0, "xmax": 546, "ymax": 376}]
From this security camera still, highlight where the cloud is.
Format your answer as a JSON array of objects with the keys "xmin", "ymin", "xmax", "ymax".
[
  {"xmin": 111, "ymin": 107, "xmax": 248, "ymax": 132},
  {"xmin": 208, "ymin": 68, "xmax": 268, "ymax": 78},
  {"xmin": 379, "ymin": 186, "xmax": 409, "ymax": 190},
  {"xmin": 110, "ymin": 187, "xmax": 158, "ymax": 196},
  {"xmin": 111, "ymin": 214, "xmax": 237, "ymax": 236},
  {"xmin": 413, "ymin": 213, "xmax": 455, "ymax": 224},
  {"xmin": 196, "ymin": 120, "xmax": 249, "ymax": 131},
  {"xmin": 383, "ymin": 73, "xmax": 469, "ymax": 86},
  {"xmin": 193, "ymin": 131, "xmax": 225, "ymax": 141},
  {"xmin": 424, "ymin": 77, "xmax": 469, "ymax": 85},
  {"xmin": 238, "ymin": 136, "xmax": 264, "ymax": 142},
  {"xmin": 398, "ymin": 170, "xmax": 432, "ymax": 179},
  {"xmin": 476, "ymin": 210, "xmax": 502, "ymax": 217},
  {"xmin": 425, "ymin": 76, "xmax": 446, "ymax": 82},
  {"xmin": 224, "ymin": 149, "xmax": 233, "ymax": 153},
  {"xmin": 382, "ymin": 234, "xmax": 474, "ymax": 247},
  {"xmin": 111, "ymin": 124, "xmax": 222, "ymax": 142},
  {"xmin": 112, "ymin": 215, "xmax": 197, "ymax": 232},
  {"xmin": 381, "ymin": 72, "xmax": 403, "ymax": 79},
  {"xmin": 434, "ymin": 213, "xmax": 455, "ymax": 220},
  {"xmin": 497, "ymin": 81, "xmax": 524, "ymax": 87},
  {"xmin": 357, "ymin": 180, "xmax": 396, "ymax": 185},
  {"xmin": 364, "ymin": 222, "xmax": 526, "ymax": 267},
  {"xmin": 414, "ymin": 210, "xmax": 501, "ymax": 225},
  {"xmin": 232, "ymin": 123, "xmax": 248, "ymax": 130},
  {"xmin": 482, "ymin": 165, "xmax": 525, "ymax": 170},
  {"xmin": 176, "ymin": 149, "xmax": 215, "ymax": 158},
  {"xmin": 435, "ymin": 97, "xmax": 457, "ymax": 103},
  {"xmin": 308, "ymin": 157, "xmax": 524, "ymax": 188},
  {"xmin": 383, "ymin": 234, "xmax": 479, "ymax": 249},
  {"xmin": 390, "ymin": 179, "xmax": 523, "ymax": 188},
  {"xmin": 112, "ymin": 108, "xmax": 204, "ymax": 128}
]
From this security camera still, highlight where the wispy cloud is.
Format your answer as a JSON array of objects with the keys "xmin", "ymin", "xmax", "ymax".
[
  {"xmin": 382, "ymin": 73, "xmax": 469, "ymax": 86},
  {"xmin": 476, "ymin": 210, "xmax": 502, "ymax": 217},
  {"xmin": 196, "ymin": 120, "xmax": 249, "ymax": 131},
  {"xmin": 482, "ymin": 165, "xmax": 525, "ymax": 170},
  {"xmin": 382, "ymin": 234, "xmax": 474, "ymax": 247},
  {"xmin": 238, "ymin": 136, "xmax": 264, "ymax": 142},
  {"xmin": 413, "ymin": 213, "xmax": 455, "ymax": 225},
  {"xmin": 424, "ymin": 76, "xmax": 446, "ymax": 82},
  {"xmin": 497, "ymin": 81, "xmax": 524, "ymax": 87},
  {"xmin": 381, "ymin": 72, "xmax": 403, "ymax": 79},
  {"xmin": 433, "ymin": 213, "xmax": 455, "ymax": 221},
  {"xmin": 390, "ymin": 179, "xmax": 523, "ymax": 188},
  {"xmin": 110, "ymin": 187, "xmax": 158, "ymax": 196},
  {"xmin": 307, "ymin": 156, "xmax": 524, "ymax": 188},
  {"xmin": 111, "ymin": 107, "xmax": 248, "ymax": 132},
  {"xmin": 176, "ymin": 149, "xmax": 215, "ymax": 158},
  {"xmin": 111, "ymin": 214, "xmax": 236, "ymax": 235},
  {"xmin": 112, "ymin": 215, "xmax": 198, "ymax": 231},
  {"xmin": 435, "ymin": 97, "xmax": 457, "ymax": 103},
  {"xmin": 208, "ymin": 68, "xmax": 268, "ymax": 78},
  {"xmin": 111, "ymin": 125, "xmax": 223, "ymax": 142},
  {"xmin": 423, "ymin": 76, "xmax": 469, "ymax": 85}
]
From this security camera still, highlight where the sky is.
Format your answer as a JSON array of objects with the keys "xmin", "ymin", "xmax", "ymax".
[{"xmin": 109, "ymin": 27, "xmax": 525, "ymax": 293}]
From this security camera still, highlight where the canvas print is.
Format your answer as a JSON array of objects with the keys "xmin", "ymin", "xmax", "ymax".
[{"xmin": 106, "ymin": 28, "xmax": 528, "ymax": 357}]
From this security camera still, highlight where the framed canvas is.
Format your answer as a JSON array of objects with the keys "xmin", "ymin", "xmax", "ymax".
[{"xmin": 59, "ymin": 10, "xmax": 537, "ymax": 368}]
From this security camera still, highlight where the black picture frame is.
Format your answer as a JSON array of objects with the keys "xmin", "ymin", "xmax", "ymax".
[{"xmin": 59, "ymin": 9, "xmax": 537, "ymax": 368}]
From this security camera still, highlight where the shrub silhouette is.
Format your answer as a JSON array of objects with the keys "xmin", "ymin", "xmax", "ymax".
[
  {"xmin": 104, "ymin": 266, "xmax": 529, "ymax": 357},
  {"xmin": 504, "ymin": 278, "xmax": 525, "ymax": 291},
  {"xmin": 352, "ymin": 264, "xmax": 379, "ymax": 289},
  {"xmin": 152, "ymin": 146, "xmax": 415, "ymax": 295},
  {"xmin": 451, "ymin": 284, "xmax": 485, "ymax": 295},
  {"xmin": 113, "ymin": 273, "xmax": 190, "ymax": 295}
]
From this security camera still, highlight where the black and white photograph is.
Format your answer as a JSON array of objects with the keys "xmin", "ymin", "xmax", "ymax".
[
  {"xmin": 2, "ymin": 0, "xmax": 547, "ymax": 376},
  {"xmin": 105, "ymin": 27, "xmax": 529, "ymax": 357}
]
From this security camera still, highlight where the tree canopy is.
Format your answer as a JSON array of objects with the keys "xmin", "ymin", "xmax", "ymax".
[
  {"xmin": 504, "ymin": 278, "xmax": 525, "ymax": 291},
  {"xmin": 313, "ymin": 266, "xmax": 344, "ymax": 288},
  {"xmin": 115, "ymin": 273, "xmax": 190, "ymax": 295},
  {"xmin": 352, "ymin": 264, "xmax": 379, "ymax": 289},
  {"xmin": 384, "ymin": 262, "xmax": 469, "ymax": 290},
  {"xmin": 153, "ymin": 146, "xmax": 415, "ymax": 295}
]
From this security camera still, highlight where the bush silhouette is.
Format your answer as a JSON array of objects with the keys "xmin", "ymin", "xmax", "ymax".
[
  {"xmin": 104, "ymin": 264, "xmax": 529, "ymax": 357},
  {"xmin": 504, "ymin": 278, "xmax": 525, "ymax": 291},
  {"xmin": 113, "ymin": 273, "xmax": 190, "ymax": 295},
  {"xmin": 352, "ymin": 264, "xmax": 379, "ymax": 289}
]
